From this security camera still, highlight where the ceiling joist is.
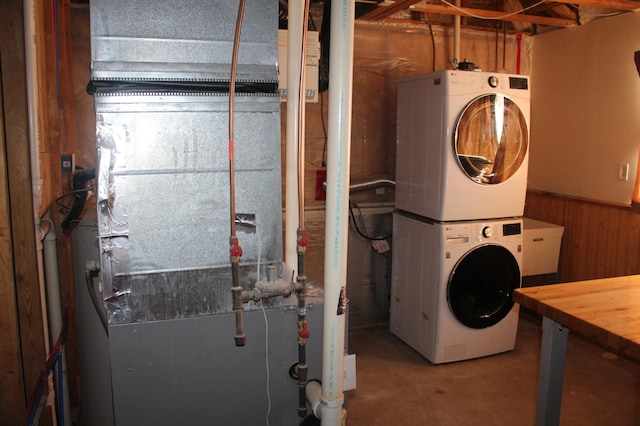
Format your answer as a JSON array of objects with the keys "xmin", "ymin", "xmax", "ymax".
[
  {"xmin": 356, "ymin": 0, "xmax": 640, "ymax": 31},
  {"xmin": 411, "ymin": 4, "xmax": 577, "ymax": 27},
  {"xmin": 547, "ymin": 0, "xmax": 640, "ymax": 11}
]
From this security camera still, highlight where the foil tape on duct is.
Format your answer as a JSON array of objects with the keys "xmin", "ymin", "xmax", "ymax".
[{"xmin": 95, "ymin": 94, "xmax": 283, "ymax": 324}]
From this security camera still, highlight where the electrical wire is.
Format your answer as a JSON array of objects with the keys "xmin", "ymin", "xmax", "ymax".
[
  {"xmin": 260, "ymin": 300, "xmax": 271, "ymax": 426},
  {"xmin": 427, "ymin": 13, "xmax": 436, "ymax": 72},
  {"xmin": 57, "ymin": 350, "xmax": 64, "ymax": 426},
  {"xmin": 26, "ymin": 311, "xmax": 70, "ymax": 426},
  {"xmin": 55, "ymin": 186, "xmax": 93, "ymax": 211},
  {"xmin": 348, "ymin": 202, "xmax": 391, "ymax": 241},
  {"xmin": 86, "ymin": 267, "xmax": 109, "ymax": 334},
  {"xmin": 438, "ymin": 0, "xmax": 547, "ymax": 20},
  {"xmin": 305, "ymin": 5, "xmax": 328, "ymax": 169}
]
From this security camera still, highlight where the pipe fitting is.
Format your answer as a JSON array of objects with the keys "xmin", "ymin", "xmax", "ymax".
[
  {"xmin": 231, "ymin": 285, "xmax": 244, "ymax": 311},
  {"xmin": 230, "ymin": 258, "xmax": 246, "ymax": 346},
  {"xmin": 297, "ymin": 361, "xmax": 308, "ymax": 418},
  {"xmin": 297, "ymin": 228, "xmax": 309, "ymax": 251},
  {"xmin": 252, "ymin": 279, "xmax": 293, "ymax": 300},
  {"xmin": 305, "ymin": 380, "xmax": 323, "ymax": 419}
]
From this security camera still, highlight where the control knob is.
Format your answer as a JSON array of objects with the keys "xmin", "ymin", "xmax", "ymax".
[{"xmin": 482, "ymin": 226, "xmax": 493, "ymax": 238}]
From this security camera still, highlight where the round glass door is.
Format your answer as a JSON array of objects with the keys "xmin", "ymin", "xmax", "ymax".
[
  {"xmin": 454, "ymin": 94, "xmax": 528, "ymax": 184},
  {"xmin": 448, "ymin": 244, "xmax": 520, "ymax": 329}
]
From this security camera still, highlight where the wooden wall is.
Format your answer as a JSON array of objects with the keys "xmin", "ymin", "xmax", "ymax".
[
  {"xmin": 525, "ymin": 190, "xmax": 640, "ymax": 283},
  {"xmin": 0, "ymin": 0, "xmax": 46, "ymax": 423},
  {"xmin": 0, "ymin": 0, "xmax": 82, "ymax": 423}
]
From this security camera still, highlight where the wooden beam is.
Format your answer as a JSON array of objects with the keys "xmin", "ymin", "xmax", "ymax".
[
  {"xmin": 0, "ymin": 51, "xmax": 25, "ymax": 426},
  {"xmin": 359, "ymin": 0, "xmax": 423, "ymax": 20},
  {"xmin": 548, "ymin": 0, "xmax": 640, "ymax": 11},
  {"xmin": 0, "ymin": 0, "xmax": 47, "ymax": 424},
  {"xmin": 410, "ymin": 3, "xmax": 577, "ymax": 27}
]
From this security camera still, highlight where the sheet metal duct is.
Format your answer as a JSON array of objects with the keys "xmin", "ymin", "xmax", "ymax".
[
  {"xmin": 90, "ymin": 0, "xmax": 283, "ymax": 324},
  {"xmin": 90, "ymin": 0, "xmax": 277, "ymax": 82}
]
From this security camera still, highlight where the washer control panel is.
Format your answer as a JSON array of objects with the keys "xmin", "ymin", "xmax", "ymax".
[{"xmin": 444, "ymin": 220, "xmax": 522, "ymax": 246}]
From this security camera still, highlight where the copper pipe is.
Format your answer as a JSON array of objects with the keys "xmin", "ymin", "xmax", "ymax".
[
  {"xmin": 229, "ymin": 0, "xmax": 246, "ymax": 238},
  {"xmin": 229, "ymin": 0, "xmax": 246, "ymax": 347}
]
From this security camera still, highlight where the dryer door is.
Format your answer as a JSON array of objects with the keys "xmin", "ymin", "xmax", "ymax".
[
  {"xmin": 447, "ymin": 244, "xmax": 520, "ymax": 329},
  {"xmin": 454, "ymin": 94, "xmax": 528, "ymax": 185}
]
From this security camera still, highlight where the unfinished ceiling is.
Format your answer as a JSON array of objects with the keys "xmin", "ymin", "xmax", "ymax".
[{"xmin": 355, "ymin": 0, "xmax": 640, "ymax": 33}]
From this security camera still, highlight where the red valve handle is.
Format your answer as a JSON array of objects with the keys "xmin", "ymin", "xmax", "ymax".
[
  {"xmin": 299, "ymin": 322, "xmax": 310, "ymax": 339},
  {"xmin": 230, "ymin": 238, "xmax": 243, "ymax": 257},
  {"xmin": 297, "ymin": 229, "xmax": 309, "ymax": 248}
]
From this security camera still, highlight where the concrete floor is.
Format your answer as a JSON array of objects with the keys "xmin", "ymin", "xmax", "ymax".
[{"xmin": 346, "ymin": 310, "xmax": 640, "ymax": 425}]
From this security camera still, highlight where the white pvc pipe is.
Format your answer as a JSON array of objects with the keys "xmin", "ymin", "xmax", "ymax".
[
  {"xmin": 43, "ymin": 224, "xmax": 71, "ymax": 426},
  {"xmin": 453, "ymin": 0, "xmax": 461, "ymax": 66},
  {"xmin": 321, "ymin": 0, "xmax": 355, "ymax": 424},
  {"xmin": 306, "ymin": 380, "xmax": 323, "ymax": 419},
  {"xmin": 24, "ymin": 0, "xmax": 58, "ymax": 422},
  {"xmin": 285, "ymin": 0, "xmax": 304, "ymax": 279}
]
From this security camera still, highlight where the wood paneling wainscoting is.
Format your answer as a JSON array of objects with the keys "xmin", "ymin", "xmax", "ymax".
[{"xmin": 524, "ymin": 190, "xmax": 640, "ymax": 283}]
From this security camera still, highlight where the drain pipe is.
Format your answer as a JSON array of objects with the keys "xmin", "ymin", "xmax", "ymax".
[
  {"xmin": 42, "ymin": 221, "xmax": 71, "ymax": 426},
  {"xmin": 313, "ymin": 0, "xmax": 355, "ymax": 424}
]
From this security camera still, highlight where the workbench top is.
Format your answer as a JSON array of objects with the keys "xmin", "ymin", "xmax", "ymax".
[{"xmin": 514, "ymin": 275, "xmax": 640, "ymax": 363}]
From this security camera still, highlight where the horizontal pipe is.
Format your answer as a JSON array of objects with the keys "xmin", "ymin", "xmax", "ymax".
[
  {"xmin": 349, "ymin": 179, "xmax": 395, "ymax": 193},
  {"xmin": 322, "ymin": 178, "xmax": 395, "ymax": 193}
]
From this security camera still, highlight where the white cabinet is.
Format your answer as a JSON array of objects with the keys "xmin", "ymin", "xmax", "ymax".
[{"xmin": 522, "ymin": 218, "xmax": 564, "ymax": 277}]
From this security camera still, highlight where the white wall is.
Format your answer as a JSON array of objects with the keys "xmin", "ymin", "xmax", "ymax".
[{"xmin": 528, "ymin": 11, "xmax": 640, "ymax": 205}]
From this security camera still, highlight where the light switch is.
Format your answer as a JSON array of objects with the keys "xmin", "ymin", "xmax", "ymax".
[{"xmin": 618, "ymin": 163, "xmax": 630, "ymax": 181}]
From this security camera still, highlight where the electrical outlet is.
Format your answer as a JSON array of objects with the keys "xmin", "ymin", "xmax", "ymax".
[
  {"xmin": 618, "ymin": 163, "xmax": 629, "ymax": 181},
  {"xmin": 343, "ymin": 353, "xmax": 357, "ymax": 391},
  {"xmin": 61, "ymin": 154, "xmax": 74, "ymax": 173}
]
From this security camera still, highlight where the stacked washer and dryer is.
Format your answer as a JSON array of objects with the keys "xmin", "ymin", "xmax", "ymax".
[{"xmin": 390, "ymin": 70, "xmax": 531, "ymax": 364}]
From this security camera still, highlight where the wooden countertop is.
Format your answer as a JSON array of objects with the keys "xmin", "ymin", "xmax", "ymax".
[{"xmin": 514, "ymin": 275, "xmax": 640, "ymax": 363}]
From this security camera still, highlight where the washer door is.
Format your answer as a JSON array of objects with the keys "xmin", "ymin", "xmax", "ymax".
[
  {"xmin": 448, "ymin": 244, "xmax": 520, "ymax": 329},
  {"xmin": 454, "ymin": 94, "xmax": 528, "ymax": 184}
]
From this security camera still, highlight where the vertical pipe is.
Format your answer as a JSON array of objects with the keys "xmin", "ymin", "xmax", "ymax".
[
  {"xmin": 285, "ymin": 1, "xmax": 304, "ymax": 278},
  {"xmin": 229, "ymin": 0, "xmax": 247, "ymax": 347},
  {"xmin": 43, "ymin": 225, "xmax": 71, "ymax": 425},
  {"xmin": 453, "ymin": 0, "xmax": 461, "ymax": 67},
  {"xmin": 295, "ymin": 0, "xmax": 312, "ymax": 417},
  {"xmin": 24, "ymin": 0, "xmax": 57, "ymax": 420},
  {"xmin": 516, "ymin": 33, "xmax": 523, "ymax": 74},
  {"xmin": 321, "ymin": 0, "xmax": 355, "ymax": 423}
]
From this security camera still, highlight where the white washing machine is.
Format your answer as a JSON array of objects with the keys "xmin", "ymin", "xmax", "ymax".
[
  {"xmin": 389, "ymin": 212, "xmax": 523, "ymax": 364},
  {"xmin": 395, "ymin": 70, "xmax": 530, "ymax": 221}
]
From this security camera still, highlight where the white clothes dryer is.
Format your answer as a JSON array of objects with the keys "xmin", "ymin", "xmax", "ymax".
[
  {"xmin": 395, "ymin": 70, "xmax": 530, "ymax": 221},
  {"xmin": 389, "ymin": 212, "xmax": 523, "ymax": 364}
]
